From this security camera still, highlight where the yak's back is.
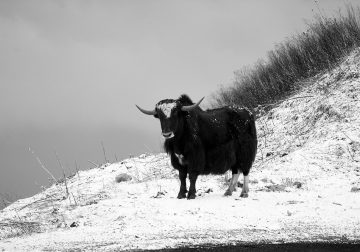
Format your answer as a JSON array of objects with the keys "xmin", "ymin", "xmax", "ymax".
[{"xmin": 204, "ymin": 105, "xmax": 254, "ymax": 128}]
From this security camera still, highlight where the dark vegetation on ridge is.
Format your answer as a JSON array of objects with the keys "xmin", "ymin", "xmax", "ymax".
[{"xmin": 213, "ymin": 5, "xmax": 360, "ymax": 111}]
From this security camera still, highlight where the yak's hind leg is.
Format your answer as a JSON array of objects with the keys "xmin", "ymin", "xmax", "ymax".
[
  {"xmin": 224, "ymin": 172, "xmax": 240, "ymax": 196},
  {"xmin": 240, "ymin": 174, "xmax": 249, "ymax": 198}
]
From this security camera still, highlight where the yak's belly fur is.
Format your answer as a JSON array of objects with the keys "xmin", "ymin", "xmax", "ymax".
[{"xmin": 203, "ymin": 141, "xmax": 236, "ymax": 175}]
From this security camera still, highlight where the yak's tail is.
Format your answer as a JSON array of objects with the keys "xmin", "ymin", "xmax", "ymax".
[{"xmin": 248, "ymin": 114, "xmax": 258, "ymax": 164}]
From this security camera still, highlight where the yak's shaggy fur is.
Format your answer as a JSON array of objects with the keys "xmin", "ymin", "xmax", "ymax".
[{"xmin": 139, "ymin": 94, "xmax": 257, "ymax": 199}]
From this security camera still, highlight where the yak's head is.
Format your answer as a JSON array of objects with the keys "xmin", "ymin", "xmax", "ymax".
[{"xmin": 136, "ymin": 95, "xmax": 204, "ymax": 139}]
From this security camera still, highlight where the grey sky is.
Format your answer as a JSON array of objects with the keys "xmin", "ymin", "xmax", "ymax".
[{"xmin": 0, "ymin": 0, "xmax": 358, "ymax": 204}]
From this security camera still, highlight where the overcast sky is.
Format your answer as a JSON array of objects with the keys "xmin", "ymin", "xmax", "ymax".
[{"xmin": 0, "ymin": 0, "xmax": 358, "ymax": 204}]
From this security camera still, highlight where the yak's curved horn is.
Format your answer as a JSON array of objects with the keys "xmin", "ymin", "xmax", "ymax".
[
  {"xmin": 136, "ymin": 105, "xmax": 157, "ymax": 115},
  {"xmin": 181, "ymin": 97, "xmax": 205, "ymax": 112}
]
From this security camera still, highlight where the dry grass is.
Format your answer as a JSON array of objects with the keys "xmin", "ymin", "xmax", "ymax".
[
  {"xmin": 213, "ymin": 5, "xmax": 360, "ymax": 111},
  {"xmin": 0, "ymin": 219, "xmax": 42, "ymax": 239},
  {"xmin": 125, "ymin": 154, "xmax": 177, "ymax": 183}
]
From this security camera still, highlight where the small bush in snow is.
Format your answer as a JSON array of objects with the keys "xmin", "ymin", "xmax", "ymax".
[{"xmin": 115, "ymin": 173, "xmax": 132, "ymax": 183}]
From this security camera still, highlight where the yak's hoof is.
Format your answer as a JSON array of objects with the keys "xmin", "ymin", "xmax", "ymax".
[
  {"xmin": 224, "ymin": 189, "xmax": 233, "ymax": 196},
  {"xmin": 240, "ymin": 192, "xmax": 248, "ymax": 198},
  {"xmin": 177, "ymin": 192, "xmax": 187, "ymax": 199},
  {"xmin": 187, "ymin": 193, "xmax": 196, "ymax": 200}
]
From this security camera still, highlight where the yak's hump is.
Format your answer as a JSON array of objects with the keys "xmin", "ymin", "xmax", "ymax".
[{"xmin": 177, "ymin": 94, "xmax": 194, "ymax": 106}]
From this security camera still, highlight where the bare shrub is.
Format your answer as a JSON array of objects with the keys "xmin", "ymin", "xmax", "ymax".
[{"xmin": 214, "ymin": 5, "xmax": 360, "ymax": 111}]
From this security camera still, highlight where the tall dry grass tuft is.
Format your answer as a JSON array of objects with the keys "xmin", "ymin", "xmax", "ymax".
[{"xmin": 214, "ymin": 5, "xmax": 360, "ymax": 110}]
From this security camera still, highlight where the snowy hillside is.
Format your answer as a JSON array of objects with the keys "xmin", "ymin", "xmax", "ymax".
[{"xmin": 1, "ymin": 49, "xmax": 360, "ymax": 251}]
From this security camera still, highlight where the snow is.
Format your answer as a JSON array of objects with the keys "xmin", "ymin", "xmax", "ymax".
[{"xmin": 1, "ymin": 48, "xmax": 360, "ymax": 251}]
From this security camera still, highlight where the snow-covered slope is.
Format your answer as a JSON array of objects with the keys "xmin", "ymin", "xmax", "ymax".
[{"xmin": 1, "ymin": 49, "xmax": 360, "ymax": 251}]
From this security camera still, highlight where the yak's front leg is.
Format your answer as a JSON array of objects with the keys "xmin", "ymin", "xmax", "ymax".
[
  {"xmin": 187, "ymin": 172, "xmax": 199, "ymax": 200},
  {"xmin": 177, "ymin": 169, "xmax": 187, "ymax": 199}
]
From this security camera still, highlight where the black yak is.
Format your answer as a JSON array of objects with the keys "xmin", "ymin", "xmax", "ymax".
[{"xmin": 136, "ymin": 94, "xmax": 257, "ymax": 199}]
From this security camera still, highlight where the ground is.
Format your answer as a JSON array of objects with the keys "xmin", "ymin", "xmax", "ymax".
[{"xmin": 1, "ymin": 49, "xmax": 360, "ymax": 251}]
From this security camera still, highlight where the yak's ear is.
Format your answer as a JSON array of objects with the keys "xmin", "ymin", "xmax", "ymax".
[{"xmin": 154, "ymin": 109, "xmax": 159, "ymax": 118}]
